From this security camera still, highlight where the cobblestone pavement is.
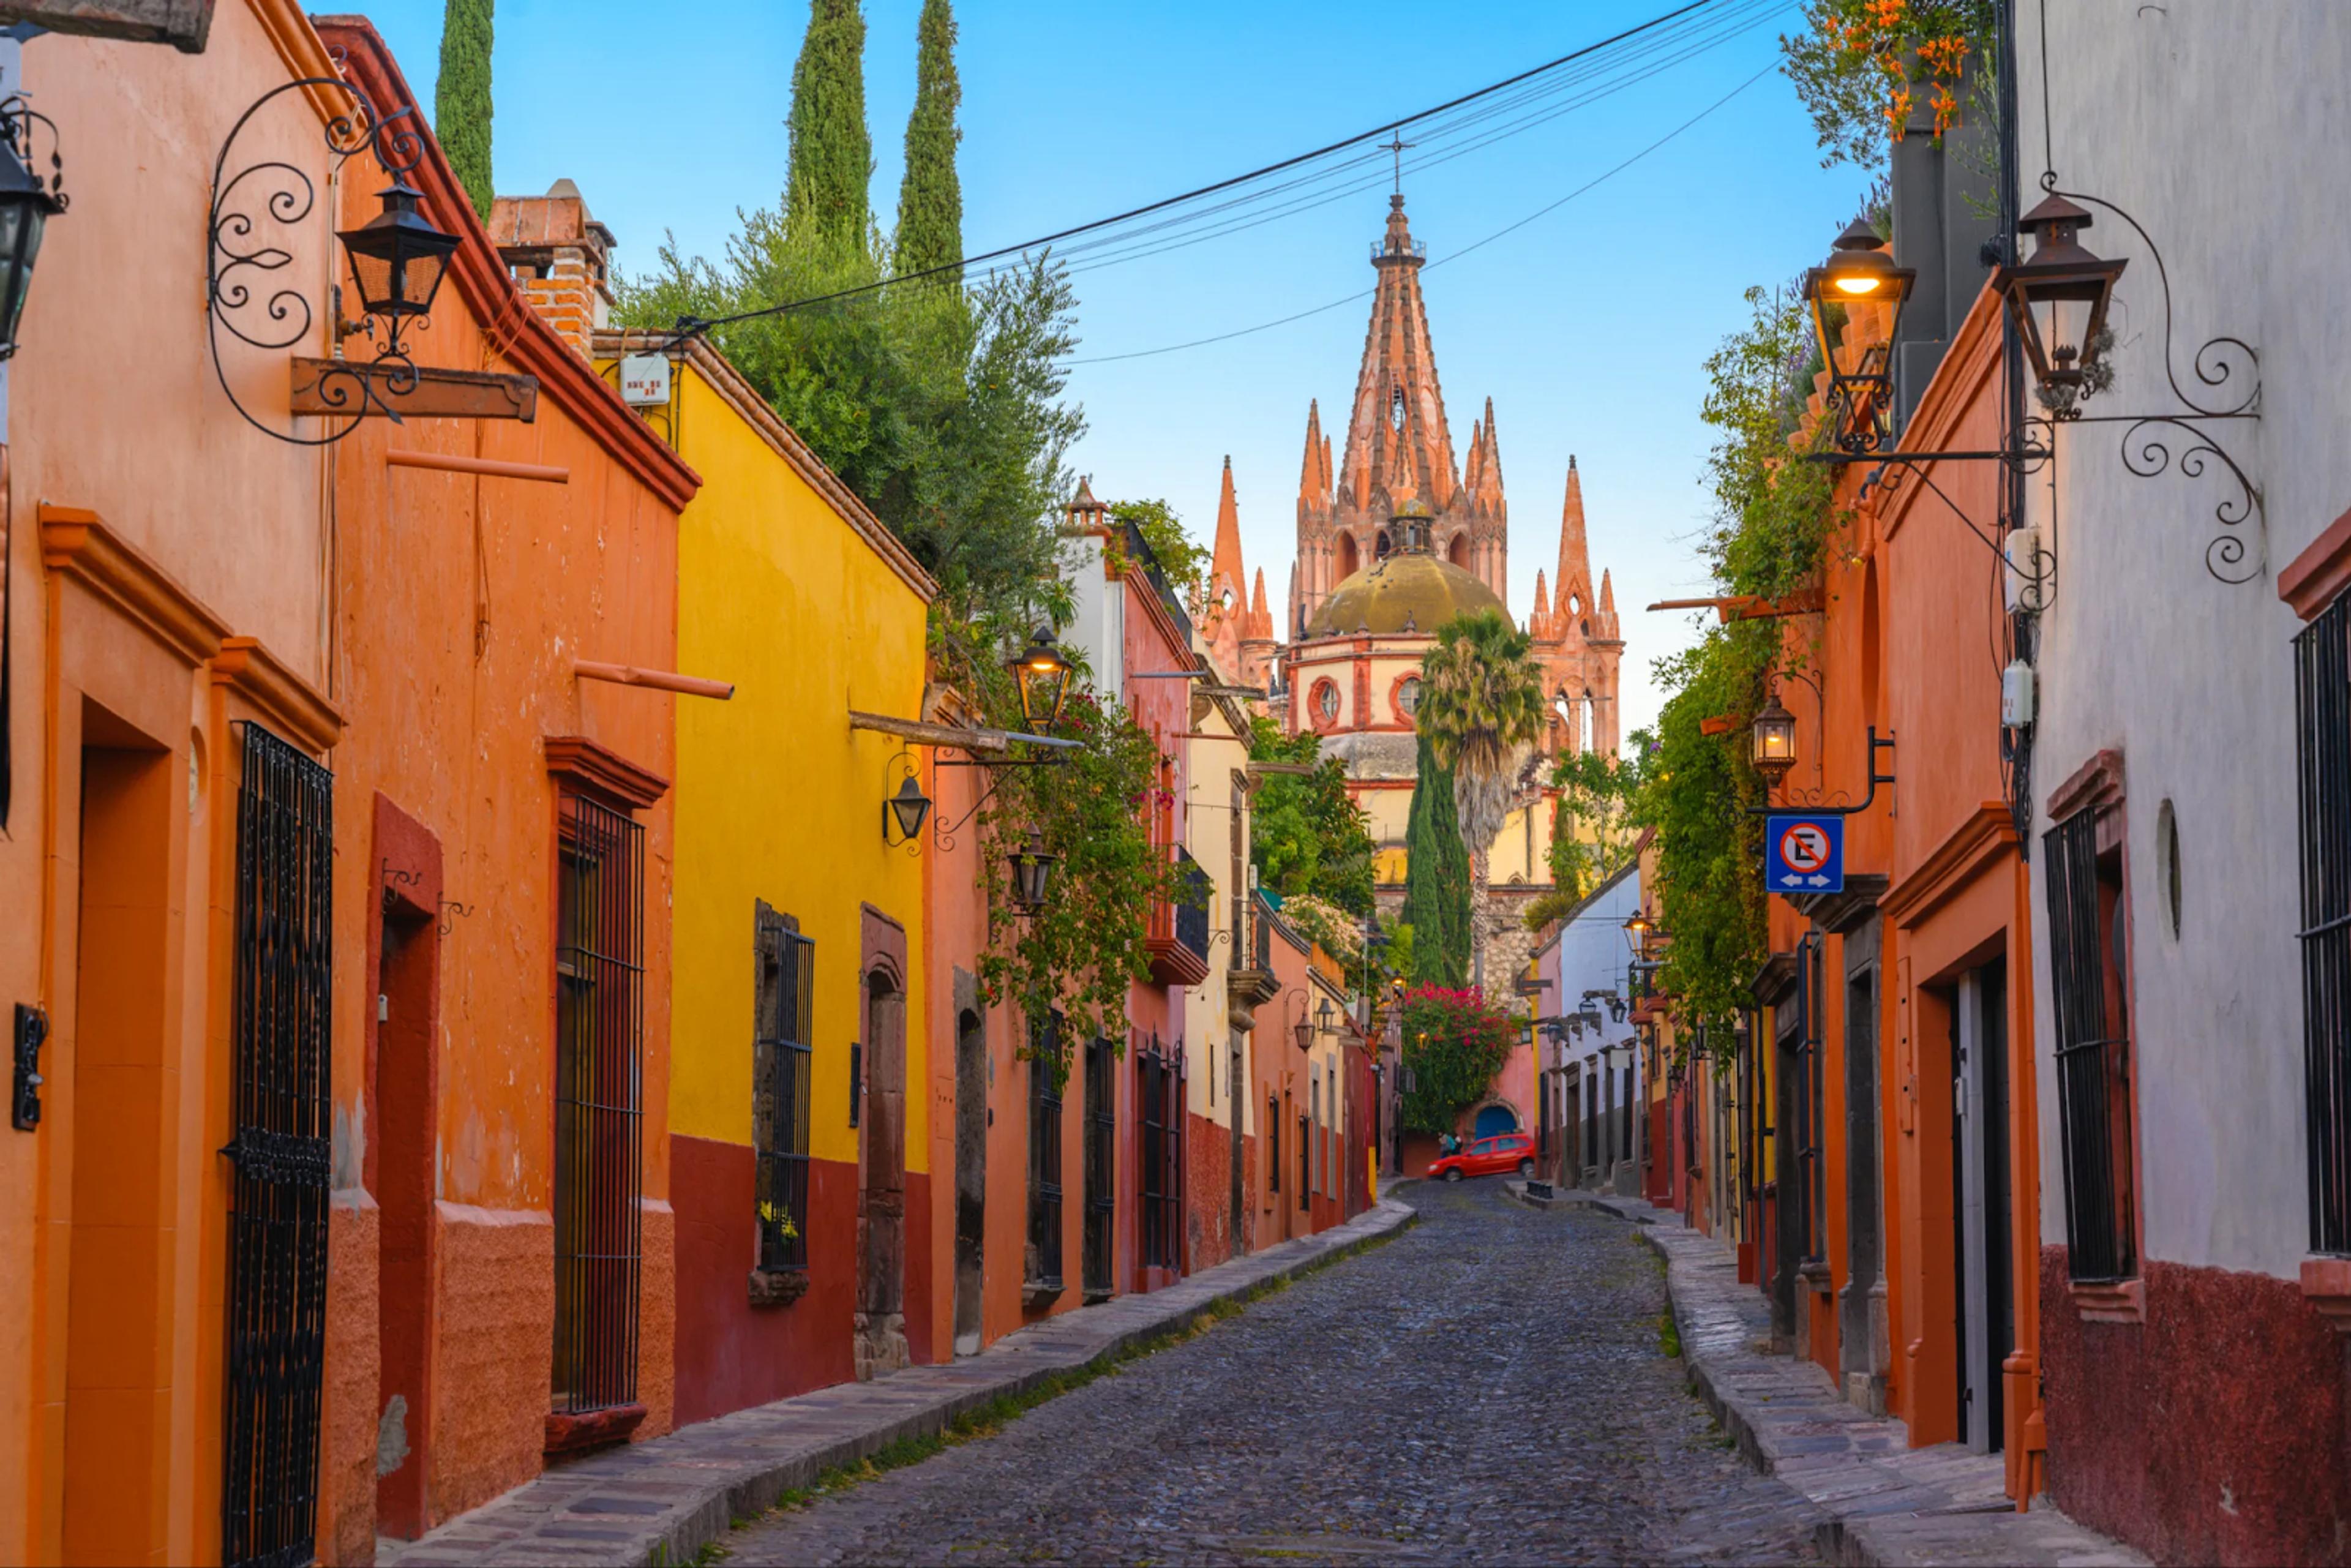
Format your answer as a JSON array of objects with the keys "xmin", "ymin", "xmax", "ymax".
[{"xmin": 726, "ymin": 1182, "xmax": 1821, "ymax": 1566}]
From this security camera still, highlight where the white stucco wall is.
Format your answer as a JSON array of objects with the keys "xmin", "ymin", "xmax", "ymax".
[
  {"xmin": 2022, "ymin": 1, "xmax": 2351, "ymax": 1279},
  {"xmin": 1540, "ymin": 864, "xmax": 1644, "ymax": 1111}
]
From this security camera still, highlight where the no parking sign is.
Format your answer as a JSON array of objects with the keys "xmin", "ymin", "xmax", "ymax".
[{"xmin": 1765, "ymin": 814, "xmax": 1844, "ymax": 895}]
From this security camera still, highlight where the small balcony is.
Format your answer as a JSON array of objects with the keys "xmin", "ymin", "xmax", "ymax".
[
  {"xmin": 1230, "ymin": 902, "xmax": 1281, "ymax": 1010},
  {"xmin": 1147, "ymin": 847, "xmax": 1212, "ymax": 987}
]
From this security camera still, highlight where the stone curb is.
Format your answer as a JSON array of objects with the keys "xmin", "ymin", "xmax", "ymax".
[
  {"xmin": 380, "ymin": 1198, "xmax": 1417, "ymax": 1568},
  {"xmin": 1521, "ymin": 1188, "xmax": 2147, "ymax": 1568}
]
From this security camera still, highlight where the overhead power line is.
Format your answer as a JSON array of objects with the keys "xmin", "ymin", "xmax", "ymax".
[
  {"xmin": 1064, "ymin": 60, "xmax": 1780, "ymax": 367},
  {"xmin": 670, "ymin": 0, "xmax": 1751, "ymax": 340}
]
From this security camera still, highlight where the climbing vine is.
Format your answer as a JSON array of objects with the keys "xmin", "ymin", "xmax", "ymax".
[
  {"xmin": 1639, "ymin": 280, "xmax": 1851, "ymax": 1046},
  {"xmin": 1395, "ymin": 986, "xmax": 1520, "ymax": 1137},
  {"xmin": 931, "ymin": 611, "xmax": 1176, "ymax": 1087}
]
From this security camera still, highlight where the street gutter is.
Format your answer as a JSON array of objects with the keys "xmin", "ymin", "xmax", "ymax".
[
  {"xmin": 380, "ymin": 1198, "xmax": 1417, "ymax": 1568},
  {"xmin": 1505, "ymin": 1182, "xmax": 2148, "ymax": 1568}
]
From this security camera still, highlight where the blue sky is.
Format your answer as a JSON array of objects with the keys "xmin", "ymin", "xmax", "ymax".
[{"xmin": 361, "ymin": 0, "xmax": 1870, "ymax": 735}]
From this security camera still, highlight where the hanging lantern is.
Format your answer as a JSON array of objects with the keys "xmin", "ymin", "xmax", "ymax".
[
  {"xmin": 1292, "ymin": 1007, "xmax": 1313, "ymax": 1052},
  {"xmin": 1804, "ymin": 219, "xmax": 1914, "ymax": 452},
  {"xmin": 0, "ymin": 107, "xmax": 64, "ymax": 362},
  {"xmin": 1007, "ymin": 830, "xmax": 1059, "ymax": 913},
  {"xmin": 882, "ymin": 774, "xmax": 932, "ymax": 845},
  {"xmin": 1750, "ymin": 689, "xmax": 1798, "ymax": 786},
  {"xmin": 336, "ymin": 178, "xmax": 459, "ymax": 357},
  {"xmin": 1995, "ymin": 193, "xmax": 2127, "ymax": 416},
  {"xmin": 1009, "ymin": 628, "xmax": 1073, "ymax": 731}
]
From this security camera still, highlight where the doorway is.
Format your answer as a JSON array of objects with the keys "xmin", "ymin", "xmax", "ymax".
[
  {"xmin": 374, "ymin": 891, "xmax": 438, "ymax": 1536},
  {"xmin": 62, "ymin": 716, "xmax": 174, "ymax": 1567},
  {"xmin": 1952, "ymin": 960, "xmax": 2012, "ymax": 1453},
  {"xmin": 1472, "ymin": 1102, "xmax": 1518, "ymax": 1138},
  {"xmin": 855, "ymin": 966, "xmax": 909, "ymax": 1378},
  {"xmin": 952, "ymin": 1008, "xmax": 985, "ymax": 1356}
]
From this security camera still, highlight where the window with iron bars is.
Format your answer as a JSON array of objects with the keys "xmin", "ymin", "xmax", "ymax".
[
  {"xmin": 1027, "ymin": 1012, "xmax": 1064, "ymax": 1289},
  {"xmin": 222, "ymin": 724, "xmax": 333, "ymax": 1568},
  {"xmin": 1798, "ymin": 933, "xmax": 1826, "ymax": 1264},
  {"xmin": 1083, "ymin": 1038, "xmax": 1116, "ymax": 1296},
  {"xmin": 2044, "ymin": 803, "xmax": 2138, "ymax": 1283},
  {"xmin": 1267, "ymin": 1095, "xmax": 1281, "ymax": 1199},
  {"xmin": 1297, "ymin": 1110, "xmax": 1310, "ymax": 1210},
  {"xmin": 552, "ymin": 792, "xmax": 647, "ymax": 1417},
  {"xmin": 1139, "ymin": 1047, "xmax": 1182, "ymax": 1269},
  {"xmin": 2297, "ymin": 595, "xmax": 2351, "ymax": 1254},
  {"xmin": 753, "ymin": 905, "xmax": 813, "ymax": 1273}
]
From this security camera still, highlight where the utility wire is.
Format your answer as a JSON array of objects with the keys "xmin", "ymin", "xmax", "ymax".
[
  {"xmin": 1046, "ymin": 2, "xmax": 1788, "ymax": 283},
  {"xmin": 1066, "ymin": 59, "xmax": 1779, "ymax": 367},
  {"xmin": 670, "ymin": 0, "xmax": 1734, "ymax": 339}
]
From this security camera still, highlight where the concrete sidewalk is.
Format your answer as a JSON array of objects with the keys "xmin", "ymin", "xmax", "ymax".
[
  {"xmin": 1510, "ymin": 1182, "xmax": 2147, "ymax": 1568},
  {"xmin": 378, "ymin": 1199, "xmax": 1412, "ymax": 1568}
]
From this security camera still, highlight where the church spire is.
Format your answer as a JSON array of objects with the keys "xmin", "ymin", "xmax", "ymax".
[
  {"xmin": 1554, "ymin": 454, "xmax": 1593, "ymax": 624},
  {"xmin": 1212, "ymin": 454, "xmax": 1245, "ymax": 605},
  {"xmin": 1337, "ymin": 195, "xmax": 1458, "ymax": 516},
  {"xmin": 1298, "ymin": 399, "xmax": 1330, "ymax": 507}
]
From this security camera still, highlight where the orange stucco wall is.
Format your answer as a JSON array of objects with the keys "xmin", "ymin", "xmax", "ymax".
[
  {"xmin": 308, "ymin": 19, "xmax": 694, "ymax": 1551},
  {"xmin": 0, "ymin": 7, "xmax": 362, "ymax": 1562},
  {"xmin": 1764, "ymin": 280, "xmax": 2043, "ymax": 1491}
]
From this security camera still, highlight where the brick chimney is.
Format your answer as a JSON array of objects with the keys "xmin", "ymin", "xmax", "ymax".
[{"xmin": 486, "ymin": 178, "xmax": 615, "ymax": 360}]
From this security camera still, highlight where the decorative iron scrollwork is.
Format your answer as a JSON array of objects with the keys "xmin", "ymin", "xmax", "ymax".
[
  {"xmin": 12, "ymin": 1002, "xmax": 47, "ymax": 1132},
  {"xmin": 206, "ymin": 73, "xmax": 429, "ymax": 445},
  {"xmin": 2053, "ymin": 188, "xmax": 2264, "ymax": 584}
]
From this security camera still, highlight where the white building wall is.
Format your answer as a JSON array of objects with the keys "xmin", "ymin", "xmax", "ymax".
[{"xmin": 2022, "ymin": 0, "xmax": 2351, "ymax": 1279}]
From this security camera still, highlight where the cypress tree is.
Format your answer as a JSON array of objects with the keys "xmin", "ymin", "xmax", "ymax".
[
  {"xmin": 891, "ymin": 0, "xmax": 963, "ymax": 281},
  {"xmin": 436, "ymin": 0, "xmax": 495, "ymax": 222},
  {"xmin": 786, "ymin": 0, "xmax": 875, "ymax": 253},
  {"xmin": 1401, "ymin": 732, "xmax": 1472, "ymax": 989}
]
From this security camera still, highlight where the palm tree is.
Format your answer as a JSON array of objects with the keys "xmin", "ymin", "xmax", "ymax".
[{"xmin": 1416, "ymin": 609, "xmax": 1548, "ymax": 988}]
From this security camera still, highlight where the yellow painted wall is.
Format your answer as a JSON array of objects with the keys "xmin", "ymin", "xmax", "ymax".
[{"xmin": 650, "ymin": 362, "xmax": 932, "ymax": 1168}]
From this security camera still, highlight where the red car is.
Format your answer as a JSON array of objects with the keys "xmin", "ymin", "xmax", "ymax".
[{"xmin": 1428, "ymin": 1131, "xmax": 1537, "ymax": 1182}]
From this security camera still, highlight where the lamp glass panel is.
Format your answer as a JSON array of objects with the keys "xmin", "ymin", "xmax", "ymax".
[
  {"xmin": 2031, "ymin": 293, "xmax": 2093, "ymax": 367},
  {"xmin": 395, "ymin": 247, "xmax": 450, "ymax": 315},
  {"xmin": 347, "ymin": 248, "xmax": 396, "ymax": 315}
]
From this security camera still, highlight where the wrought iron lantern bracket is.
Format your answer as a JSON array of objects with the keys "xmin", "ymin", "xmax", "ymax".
[
  {"xmin": 1749, "ymin": 726, "xmax": 1897, "ymax": 819},
  {"xmin": 206, "ymin": 75, "xmax": 449, "ymax": 446},
  {"xmin": 1812, "ymin": 182, "xmax": 2264, "ymax": 587}
]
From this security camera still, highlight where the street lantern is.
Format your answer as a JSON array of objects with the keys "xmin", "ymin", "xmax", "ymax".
[
  {"xmin": 0, "ymin": 106, "xmax": 64, "ymax": 361},
  {"xmin": 882, "ymin": 774, "xmax": 932, "ymax": 845},
  {"xmin": 1317, "ymin": 998, "xmax": 1335, "ymax": 1038},
  {"xmin": 1995, "ymin": 193, "xmax": 2127, "ymax": 415},
  {"xmin": 1624, "ymin": 912, "xmax": 1652, "ymax": 943},
  {"xmin": 337, "ymin": 177, "xmax": 459, "ymax": 358},
  {"xmin": 1804, "ymin": 219, "xmax": 1913, "ymax": 452},
  {"xmin": 1009, "ymin": 628, "xmax": 1073, "ymax": 730},
  {"xmin": 1751, "ymin": 689, "xmax": 1798, "ymax": 786},
  {"xmin": 1293, "ymin": 1005, "xmax": 1314, "ymax": 1052},
  {"xmin": 1007, "ymin": 830, "xmax": 1058, "ymax": 913}
]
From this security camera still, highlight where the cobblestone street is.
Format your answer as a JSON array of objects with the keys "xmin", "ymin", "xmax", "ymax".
[{"xmin": 726, "ymin": 1182, "xmax": 1820, "ymax": 1566}]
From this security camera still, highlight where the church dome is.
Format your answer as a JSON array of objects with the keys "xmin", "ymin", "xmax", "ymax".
[{"xmin": 1307, "ymin": 504, "xmax": 1507, "ymax": 639}]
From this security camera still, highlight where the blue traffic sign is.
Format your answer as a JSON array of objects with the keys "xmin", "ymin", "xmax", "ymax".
[{"xmin": 1765, "ymin": 814, "xmax": 1845, "ymax": 895}]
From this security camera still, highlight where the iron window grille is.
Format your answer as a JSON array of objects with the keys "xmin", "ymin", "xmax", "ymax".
[
  {"xmin": 2297, "ymin": 593, "xmax": 2351, "ymax": 1253},
  {"xmin": 1174, "ymin": 847, "xmax": 1212, "ymax": 963},
  {"xmin": 754, "ymin": 909, "xmax": 814, "ymax": 1272},
  {"xmin": 1139, "ymin": 1046, "xmax": 1181, "ymax": 1269},
  {"xmin": 1310, "ymin": 1079, "xmax": 1321, "ymax": 1195},
  {"xmin": 222, "ymin": 724, "xmax": 333, "ymax": 1568},
  {"xmin": 2044, "ymin": 805, "xmax": 2138, "ymax": 1284},
  {"xmin": 1027, "ymin": 1013, "xmax": 1064, "ymax": 1289},
  {"xmin": 552, "ymin": 792, "xmax": 646, "ymax": 1417},
  {"xmin": 1297, "ymin": 1111, "xmax": 1310, "ymax": 1210},
  {"xmin": 1084, "ymin": 1038, "xmax": 1116, "ymax": 1295},
  {"xmin": 1798, "ymin": 933, "xmax": 1826, "ymax": 1264},
  {"xmin": 1267, "ymin": 1096, "xmax": 1281, "ymax": 1196}
]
